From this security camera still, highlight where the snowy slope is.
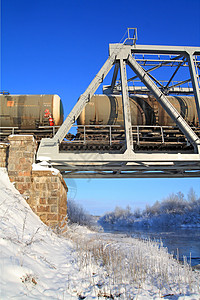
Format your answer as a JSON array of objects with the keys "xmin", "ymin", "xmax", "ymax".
[{"xmin": 0, "ymin": 168, "xmax": 93, "ymax": 299}]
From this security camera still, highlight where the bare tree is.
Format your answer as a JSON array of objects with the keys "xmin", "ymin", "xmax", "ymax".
[{"xmin": 67, "ymin": 199, "xmax": 93, "ymax": 226}]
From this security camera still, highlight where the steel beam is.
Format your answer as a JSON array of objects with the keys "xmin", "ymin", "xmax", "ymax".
[
  {"xmin": 109, "ymin": 44, "xmax": 200, "ymax": 56},
  {"xmin": 165, "ymin": 60, "xmax": 183, "ymax": 89},
  {"xmin": 53, "ymin": 163, "xmax": 200, "ymax": 172},
  {"xmin": 61, "ymin": 171, "xmax": 200, "ymax": 178},
  {"xmin": 119, "ymin": 59, "xmax": 133, "ymax": 152},
  {"xmin": 111, "ymin": 85, "xmax": 194, "ymax": 95},
  {"xmin": 187, "ymin": 52, "xmax": 200, "ymax": 122},
  {"xmin": 110, "ymin": 62, "xmax": 119, "ymax": 92},
  {"xmin": 37, "ymin": 151, "xmax": 200, "ymax": 162}
]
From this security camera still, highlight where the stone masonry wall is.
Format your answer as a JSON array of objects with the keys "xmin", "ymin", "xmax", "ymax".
[
  {"xmin": 27, "ymin": 170, "xmax": 67, "ymax": 229},
  {"xmin": 4, "ymin": 135, "xmax": 67, "ymax": 230},
  {"xmin": 0, "ymin": 143, "xmax": 9, "ymax": 168},
  {"xmin": 8, "ymin": 135, "xmax": 37, "ymax": 198}
]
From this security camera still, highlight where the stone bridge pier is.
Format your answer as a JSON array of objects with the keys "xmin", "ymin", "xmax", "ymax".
[{"xmin": 0, "ymin": 135, "xmax": 67, "ymax": 230}]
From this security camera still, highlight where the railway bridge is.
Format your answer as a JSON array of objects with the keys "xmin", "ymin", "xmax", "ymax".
[{"xmin": 37, "ymin": 29, "xmax": 200, "ymax": 178}]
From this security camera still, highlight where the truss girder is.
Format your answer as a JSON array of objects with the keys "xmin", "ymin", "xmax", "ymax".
[
  {"xmin": 109, "ymin": 55, "xmax": 195, "ymax": 95},
  {"xmin": 54, "ymin": 159, "xmax": 200, "ymax": 178},
  {"xmin": 127, "ymin": 55, "xmax": 200, "ymax": 153},
  {"xmin": 109, "ymin": 44, "xmax": 200, "ymax": 100},
  {"xmin": 49, "ymin": 156, "xmax": 200, "ymax": 178},
  {"xmin": 37, "ymin": 42, "xmax": 200, "ymax": 178}
]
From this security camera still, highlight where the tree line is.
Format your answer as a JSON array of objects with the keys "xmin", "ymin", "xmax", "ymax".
[{"xmin": 99, "ymin": 188, "xmax": 200, "ymax": 228}]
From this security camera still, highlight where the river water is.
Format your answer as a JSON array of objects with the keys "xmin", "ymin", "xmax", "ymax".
[{"xmin": 102, "ymin": 225, "xmax": 200, "ymax": 267}]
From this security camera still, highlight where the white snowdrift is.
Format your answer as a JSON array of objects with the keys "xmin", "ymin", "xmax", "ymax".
[{"xmin": 0, "ymin": 168, "xmax": 94, "ymax": 299}]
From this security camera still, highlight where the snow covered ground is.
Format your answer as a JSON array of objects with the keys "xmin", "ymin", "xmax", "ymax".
[{"xmin": 0, "ymin": 167, "xmax": 200, "ymax": 299}]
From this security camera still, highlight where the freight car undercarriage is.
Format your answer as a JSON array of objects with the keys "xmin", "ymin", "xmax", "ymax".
[
  {"xmin": 0, "ymin": 126, "xmax": 60, "ymax": 142},
  {"xmin": 1, "ymin": 125, "xmax": 199, "ymax": 152},
  {"xmin": 61, "ymin": 125, "xmax": 200, "ymax": 152}
]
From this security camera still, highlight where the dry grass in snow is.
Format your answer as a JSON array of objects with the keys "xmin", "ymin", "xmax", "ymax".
[{"xmin": 66, "ymin": 225, "xmax": 200, "ymax": 299}]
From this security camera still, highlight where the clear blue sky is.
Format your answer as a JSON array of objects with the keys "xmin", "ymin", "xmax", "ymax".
[{"xmin": 1, "ymin": 0, "xmax": 200, "ymax": 215}]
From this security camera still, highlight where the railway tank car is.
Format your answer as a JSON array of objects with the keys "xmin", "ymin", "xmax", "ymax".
[
  {"xmin": 0, "ymin": 94, "xmax": 64, "ymax": 128},
  {"xmin": 77, "ymin": 94, "xmax": 199, "ymax": 127}
]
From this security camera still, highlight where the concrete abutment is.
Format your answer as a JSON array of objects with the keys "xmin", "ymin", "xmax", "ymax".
[{"xmin": 2, "ymin": 135, "xmax": 67, "ymax": 230}]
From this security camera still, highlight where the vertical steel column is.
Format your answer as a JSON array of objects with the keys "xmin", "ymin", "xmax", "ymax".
[
  {"xmin": 187, "ymin": 52, "xmax": 200, "ymax": 122},
  {"xmin": 119, "ymin": 59, "xmax": 133, "ymax": 152}
]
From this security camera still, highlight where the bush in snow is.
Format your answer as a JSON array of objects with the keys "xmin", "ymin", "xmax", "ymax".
[
  {"xmin": 99, "ymin": 205, "xmax": 135, "ymax": 227},
  {"xmin": 159, "ymin": 192, "xmax": 186, "ymax": 214},
  {"xmin": 67, "ymin": 199, "xmax": 93, "ymax": 227}
]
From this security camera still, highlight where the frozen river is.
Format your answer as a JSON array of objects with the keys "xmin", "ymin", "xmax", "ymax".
[{"xmin": 102, "ymin": 225, "xmax": 200, "ymax": 267}]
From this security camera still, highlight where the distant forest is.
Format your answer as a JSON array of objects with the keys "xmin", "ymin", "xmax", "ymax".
[{"xmin": 99, "ymin": 188, "xmax": 200, "ymax": 228}]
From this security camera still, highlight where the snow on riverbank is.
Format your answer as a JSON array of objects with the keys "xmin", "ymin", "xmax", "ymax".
[
  {"xmin": 67, "ymin": 225, "xmax": 200, "ymax": 299},
  {"xmin": 0, "ymin": 168, "xmax": 200, "ymax": 299}
]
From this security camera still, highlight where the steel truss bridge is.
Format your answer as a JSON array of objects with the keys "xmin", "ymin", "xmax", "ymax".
[{"xmin": 37, "ymin": 29, "xmax": 200, "ymax": 178}]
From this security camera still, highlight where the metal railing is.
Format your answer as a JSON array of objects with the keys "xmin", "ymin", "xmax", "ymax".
[
  {"xmin": 132, "ymin": 125, "xmax": 168, "ymax": 145},
  {"xmin": 63, "ymin": 124, "xmax": 199, "ymax": 146},
  {"xmin": 0, "ymin": 126, "xmax": 61, "ymax": 140},
  {"xmin": 1, "ymin": 124, "xmax": 199, "ymax": 146},
  {"xmin": 131, "ymin": 125, "xmax": 200, "ymax": 146},
  {"xmin": 0, "ymin": 127, "xmax": 19, "ymax": 135},
  {"xmin": 66, "ymin": 125, "xmax": 122, "ymax": 146}
]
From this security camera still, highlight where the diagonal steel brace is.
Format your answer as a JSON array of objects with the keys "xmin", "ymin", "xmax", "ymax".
[
  {"xmin": 50, "ymin": 44, "xmax": 129, "ymax": 145},
  {"xmin": 38, "ymin": 55, "xmax": 116, "ymax": 153},
  {"xmin": 53, "ymin": 59, "xmax": 114, "ymax": 143}
]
